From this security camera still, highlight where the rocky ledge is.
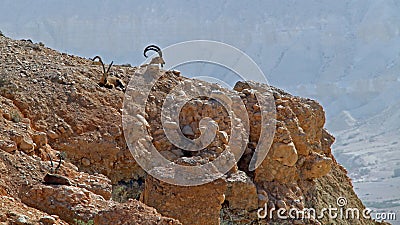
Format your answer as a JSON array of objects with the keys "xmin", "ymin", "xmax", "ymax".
[{"xmin": 0, "ymin": 34, "xmax": 389, "ymax": 224}]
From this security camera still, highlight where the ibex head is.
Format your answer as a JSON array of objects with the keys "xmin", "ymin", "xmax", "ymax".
[
  {"xmin": 144, "ymin": 45, "xmax": 165, "ymax": 68},
  {"xmin": 44, "ymin": 152, "xmax": 71, "ymax": 186},
  {"xmin": 47, "ymin": 152, "xmax": 63, "ymax": 174},
  {"xmin": 92, "ymin": 55, "xmax": 113, "ymax": 85}
]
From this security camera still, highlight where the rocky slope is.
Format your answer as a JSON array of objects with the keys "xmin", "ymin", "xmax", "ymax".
[{"xmin": 0, "ymin": 34, "xmax": 389, "ymax": 224}]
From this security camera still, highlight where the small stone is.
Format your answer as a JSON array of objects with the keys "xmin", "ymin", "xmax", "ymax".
[
  {"xmin": 276, "ymin": 200, "xmax": 287, "ymax": 209},
  {"xmin": 242, "ymin": 88, "xmax": 253, "ymax": 95},
  {"xmin": 39, "ymin": 215, "xmax": 56, "ymax": 225},
  {"xmin": 252, "ymin": 103, "xmax": 260, "ymax": 111},
  {"xmin": 58, "ymin": 126, "xmax": 66, "ymax": 134},
  {"xmin": 293, "ymin": 219, "xmax": 305, "ymax": 224},
  {"xmin": 218, "ymin": 131, "xmax": 229, "ymax": 144},
  {"xmin": 16, "ymin": 215, "xmax": 29, "ymax": 225},
  {"xmin": 0, "ymin": 140, "xmax": 17, "ymax": 153},
  {"xmin": 301, "ymin": 154, "xmax": 333, "ymax": 179},
  {"xmin": 172, "ymin": 70, "xmax": 181, "ymax": 76},
  {"xmin": 76, "ymin": 126, "xmax": 83, "ymax": 134},
  {"xmin": 258, "ymin": 189, "xmax": 268, "ymax": 197},
  {"xmin": 108, "ymin": 125, "xmax": 121, "ymax": 137},
  {"xmin": 215, "ymin": 147, "xmax": 224, "ymax": 154},
  {"xmin": 171, "ymin": 149, "xmax": 184, "ymax": 157},
  {"xmin": 19, "ymin": 136, "xmax": 35, "ymax": 153},
  {"xmin": 21, "ymin": 118, "xmax": 30, "ymax": 124},
  {"xmin": 32, "ymin": 132, "xmax": 47, "ymax": 148},
  {"xmin": 253, "ymin": 112, "xmax": 262, "ymax": 120},
  {"xmin": 271, "ymin": 142, "xmax": 298, "ymax": 166},
  {"xmin": 0, "ymin": 212, "xmax": 6, "ymax": 222},
  {"xmin": 50, "ymin": 215, "xmax": 59, "ymax": 220},
  {"xmin": 258, "ymin": 193, "xmax": 268, "ymax": 208},
  {"xmin": 47, "ymin": 131, "xmax": 59, "ymax": 139},
  {"xmin": 3, "ymin": 113, "xmax": 11, "ymax": 120},
  {"xmin": 81, "ymin": 157, "xmax": 91, "ymax": 166},
  {"xmin": 182, "ymin": 125, "xmax": 194, "ymax": 136}
]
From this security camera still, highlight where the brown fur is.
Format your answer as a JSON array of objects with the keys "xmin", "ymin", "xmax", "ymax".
[{"xmin": 43, "ymin": 173, "xmax": 71, "ymax": 186}]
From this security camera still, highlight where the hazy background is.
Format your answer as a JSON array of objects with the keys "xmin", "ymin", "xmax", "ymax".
[{"xmin": 1, "ymin": 0, "xmax": 399, "ymax": 221}]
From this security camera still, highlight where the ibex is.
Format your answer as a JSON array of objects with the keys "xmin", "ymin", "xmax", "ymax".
[
  {"xmin": 43, "ymin": 153, "xmax": 71, "ymax": 186},
  {"xmin": 143, "ymin": 45, "xmax": 165, "ymax": 68},
  {"xmin": 92, "ymin": 55, "xmax": 125, "ymax": 90}
]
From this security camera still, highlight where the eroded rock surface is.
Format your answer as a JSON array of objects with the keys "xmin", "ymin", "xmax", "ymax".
[
  {"xmin": 0, "ymin": 35, "xmax": 387, "ymax": 225},
  {"xmin": 142, "ymin": 176, "xmax": 226, "ymax": 225}
]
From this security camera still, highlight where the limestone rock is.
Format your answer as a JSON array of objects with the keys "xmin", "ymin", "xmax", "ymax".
[
  {"xmin": 0, "ymin": 140, "xmax": 17, "ymax": 153},
  {"xmin": 257, "ymin": 192, "xmax": 268, "ymax": 208},
  {"xmin": 225, "ymin": 171, "xmax": 258, "ymax": 211},
  {"xmin": 142, "ymin": 176, "xmax": 226, "ymax": 225},
  {"xmin": 270, "ymin": 142, "xmax": 298, "ymax": 166},
  {"xmin": 39, "ymin": 216, "xmax": 57, "ymax": 225},
  {"xmin": 19, "ymin": 135, "xmax": 35, "ymax": 153},
  {"xmin": 32, "ymin": 132, "xmax": 47, "ymax": 149},
  {"xmin": 218, "ymin": 130, "xmax": 229, "ymax": 144},
  {"xmin": 20, "ymin": 184, "xmax": 109, "ymax": 224},
  {"xmin": 81, "ymin": 157, "xmax": 90, "ymax": 166},
  {"xmin": 47, "ymin": 131, "xmax": 59, "ymax": 140},
  {"xmin": 181, "ymin": 124, "xmax": 194, "ymax": 136},
  {"xmin": 301, "ymin": 153, "xmax": 333, "ymax": 179},
  {"xmin": 15, "ymin": 215, "xmax": 29, "ymax": 225},
  {"xmin": 94, "ymin": 199, "xmax": 182, "ymax": 225},
  {"xmin": 73, "ymin": 172, "xmax": 112, "ymax": 200},
  {"xmin": 255, "ymin": 158, "xmax": 298, "ymax": 183}
]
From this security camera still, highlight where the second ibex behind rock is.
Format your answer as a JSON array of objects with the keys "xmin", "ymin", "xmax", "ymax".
[
  {"xmin": 92, "ymin": 55, "xmax": 125, "ymax": 90},
  {"xmin": 43, "ymin": 153, "xmax": 71, "ymax": 186},
  {"xmin": 143, "ymin": 44, "xmax": 165, "ymax": 68}
]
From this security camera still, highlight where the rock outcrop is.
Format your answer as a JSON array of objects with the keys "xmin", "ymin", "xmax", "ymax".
[
  {"xmin": 142, "ymin": 176, "xmax": 226, "ymax": 225},
  {"xmin": 0, "ymin": 34, "xmax": 388, "ymax": 224}
]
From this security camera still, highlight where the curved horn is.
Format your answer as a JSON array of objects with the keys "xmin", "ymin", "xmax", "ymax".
[
  {"xmin": 55, "ymin": 153, "xmax": 63, "ymax": 172},
  {"xmin": 144, "ymin": 45, "xmax": 162, "ymax": 58},
  {"xmin": 144, "ymin": 47, "xmax": 159, "ymax": 58},
  {"xmin": 144, "ymin": 44, "xmax": 161, "ymax": 53},
  {"xmin": 144, "ymin": 47, "xmax": 160, "ymax": 57},
  {"xmin": 92, "ymin": 55, "xmax": 106, "ymax": 74},
  {"xmin": 47, "ymin": 153, "xmax": 54, "ymax": 173},
  {"xmin": 106, "ymin": 61, "xmax": 114, "ymax": 74}
]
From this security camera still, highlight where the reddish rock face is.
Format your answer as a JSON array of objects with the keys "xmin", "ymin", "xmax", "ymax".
[
  {"xmin": 19, "ymin": 184, "xmax": 181, "ymax": 225},
  {"xmin": 142, "ymin": 176, "xmax": 226, "ymax": 225},
  {"xmin": 0, "ymin": 35, "xmax": 386, "ymax": 225},
  {"xmin": 94, "ymin": 199, "xmax": 182, "ymax": 225}
]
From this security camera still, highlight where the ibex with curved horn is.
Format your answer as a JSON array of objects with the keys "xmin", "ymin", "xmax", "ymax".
[
  {"xmin": 92, "ymin": 55, "xmax": 125, "ymax": 90},
  {"xmin": 144, "ymin": 45, "xmax": 165, "ymax": 68},
  {"xmin": 43, "ymin": 153, "xmax": 71, "ymax": 185}
]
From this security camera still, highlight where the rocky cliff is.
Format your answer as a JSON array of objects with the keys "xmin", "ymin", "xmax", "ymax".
[{"xmin": 0, "ymin": 34, "xmax": 388, "ymax": 224}]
